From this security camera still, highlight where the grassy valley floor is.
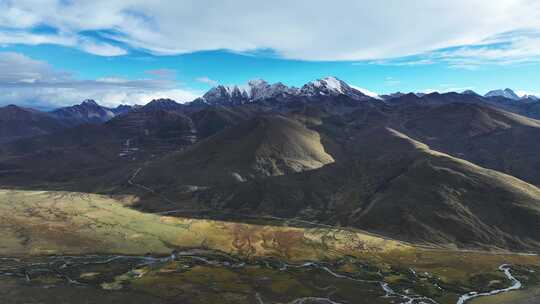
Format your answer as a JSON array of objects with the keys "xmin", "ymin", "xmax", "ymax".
[{"xmin": 0, "ymin": 189, "xmax": 539, "ymax": 304}]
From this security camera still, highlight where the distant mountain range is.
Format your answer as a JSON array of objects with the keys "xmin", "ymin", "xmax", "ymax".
[
  {"xmin": 485, "ymin": 88, "xmax": 521, "ymax": 100},
  {"xmin": 0, "ymin": 100, "xmax": 133, "ymax": 142},
  {"xmin": 50, "ymin": 99, "xmax": 133, "ymax": 125},
  {"xmin": 2, "ymin": 77, "xmax": 540, "ymax": 144},
  {"xmin": 2, "ymin": 77, "xmax": 540, "ymax": 143},
  {"xmin": 483, "ymin": 88, "xmax": 539, "ymax": 101},
  {"xmin": 0, "ymin": 105, "xmax": 67, "ymax": 143},
  {"xmin": 1, "ymin": 75, "xmax": 540, "ymax": 251},
  {"xmin": 194, "ymin": 76, "xmax": 373, "ymax": 105}
]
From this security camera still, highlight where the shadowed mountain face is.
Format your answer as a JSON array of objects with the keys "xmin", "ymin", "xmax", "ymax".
[
  {"xmin": 105, "ymin": 108, "xmax": 198, "ymax": 152},
  {"xmin": 0, "ymin": 102, "xmax": 258, "ymax": 188},
  {"xmin": 394, "ymin": 103, "xmax": 540, "ymax": 185},
  {"xmin": 1, "ymin": 81, "xmax": 540, "ymax": 252},
  {"xmin": 136, "ymin": 115, "xmax": 335, "ymax": 187},
  {"xmin": 50, "ymin": 99, "xmax": 132, "ymax": 125},
  {"xmin": 0, "ymin": 100, "xmax": 132, "ymax": 144},
  {"xmin": 125, "ymin": 102, "xmax": 540, "ymax": 251},
  {"xmin": 175, "ymin": 127, "xmax": 540, "ymax": 251},
  {"xmin": 0, "ymin": 105, "xmax": 67, "ymax": 143},
  {"xmin": 345, "ymin": 128, "xmax": 540, "ymax": 250}
]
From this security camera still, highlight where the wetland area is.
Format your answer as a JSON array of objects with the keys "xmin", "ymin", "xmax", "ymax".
[{"xmin": 0, "ymin": 189, "xmax": 539, "ymax": 304}]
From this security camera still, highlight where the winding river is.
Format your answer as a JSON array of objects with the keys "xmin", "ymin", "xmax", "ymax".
[
  {"xmin": 456, "ymin": 264, "xmax": 522, "ymax": 304},
  {"xmin": 0, "ymin": 252, "xmax": 524, "ymax": 304}
]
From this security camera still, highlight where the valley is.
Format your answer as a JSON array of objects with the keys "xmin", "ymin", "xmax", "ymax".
[
  {"xmin": 1, "ymin": 189, "xmax": 540, "ymax": 304},
  {"xmin": 2, "ymin": 77, "xmax": 540, "ymax": 303},
  {"xmin": 2, "ymin": 1, "xmax": 540, "ymax": 302}
]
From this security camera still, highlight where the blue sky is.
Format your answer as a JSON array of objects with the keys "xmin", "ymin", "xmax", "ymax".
[
  {"xmin": 8, "ymin": 43, "xmax": 540, "ymax": 94},
  {"xmin": 1, "ymin": 1, "xmax": 540, "ymax": 107}
]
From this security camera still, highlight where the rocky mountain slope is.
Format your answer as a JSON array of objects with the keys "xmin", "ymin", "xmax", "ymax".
[
  {"xmin": 50, "ymin": 99, "xmax": 132, "ymax": 125},
  {"xmin": 156, "ymin": 125, "xmax": 540, "ymax": 251},
  {"xmin": 1, "ymin": 77, "xmax": 540, "ymax": 252},
  {"xmin": 136, "ymin": 115, "xmax": 335, "ymax": 187}
]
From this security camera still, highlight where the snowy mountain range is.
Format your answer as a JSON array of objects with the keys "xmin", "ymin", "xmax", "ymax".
[
  {"xmin": 482, "ymin": 88, "xmax": 540, "ymax": 101},
  {"xmin": 196, "ymin": 76, "xmax": 374, "ymax": 105},
  {"xmin": 3, "ymin": 78, "xmax": 540, "ymax": 144},
  {"xmin": 6, "ymin": 77, "xmax": 540, "ymax": 120},
  {"xmin": 196, "ymin": 77, "xmax": 540, "ymax": 105},
  {"xmin": 484, "ymin": 88, "xmax": 521, "ymax": 100}
]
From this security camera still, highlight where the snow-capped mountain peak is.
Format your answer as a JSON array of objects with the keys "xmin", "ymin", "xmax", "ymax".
[
  {"xmin": 350, "ymin": 85, "xmax": 382, "ymax": 100},
  {"xmin": 50, "ymin": 99, "xmax": 133, "ymax": 125},
  {"xmin": 201, "ymin": 79, "xmax": 299, "ymax": 105},
  {"xmin": 201, "ymin": 85, "xmax": 249, "ymax": 105},
  {"xmin": 485, "ymin": 88, "xmax": 520, "ymax": 100},
  {"xmin": 247, "ymin": 79, "xmax": 272, "ymax": 100},
  {"xmin": 462, "ymin": 90, "xmax": 480, "ymax": 96},
  {"xmin": 300, "ymin": 76, "xmax": 372, "ymax": 101},
  {"xmin": 520, "ymin": 94, "xmax": 539, "ymax": 101},
  {"xmin": 81, "ymin": 99, "xmax": 99, "ymax": 106},
  {"xmin": 252, "ymin": 80, "xmax": 300, "ymax": 100},
  {"xmin": 318, "ymin": 76, "xmax": 345, "ymax": 93},
  {"xmin": 302, "ymin": 76, "xmax": 348, "ymax": 95},
  {"xmin": 198, "ymin": 76, "xmax": 375, "ymax": 105}
]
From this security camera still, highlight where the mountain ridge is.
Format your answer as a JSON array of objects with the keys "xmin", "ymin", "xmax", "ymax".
[
  {"xmin": 0, "ymin": 104, "xmax": 67, "ymax": 143},
  {"xmin": 194, "ymin": 76, "xmax": 374, "ymax": 105},
  {"xmin": 50, "ymin": 99, "xmax": 133, "ymax": 125},
  {"xmin": 2, "ymin": 90, "xmax": 540, "ymax": 252},
  {"xmin": 4, "ymin": 77, "xmax": 539, "ymax": 113}
]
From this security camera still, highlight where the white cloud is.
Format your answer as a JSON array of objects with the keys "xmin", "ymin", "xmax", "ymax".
[
  {"xmin": 95, "ymin": 88, "xmax": 200, "ymax": 107},
  {"xmin": 384, "ymin": 77, "xmax": 401, "ymax": 87},
  {"xmin": 440, "ymin": 33, "xmax": 540, "ymax": 66},
  {"xmin": 0, "ymin": 52, "xmax": 200, "ymax": 108},
  {"xmin": 444, "ymin": 86, "xmax": 476, "ymax": 93},
  {"xmin": 0, "ymin": 51, "xmax": 70, "ymax": 82},
  {"xmin": 516, "ymin": 90, "xmax": 540, "ymax": 97},
  {"xmin": 378, "ymin": 30, "xmax": 540, "ymax": 69},
  {"xmin": 0, "ymin": 30, "xmax": 127, "ymax": 56},
  {"xmin": 420, "ymin": 85, "xmax": 476, "ymax": 94},
  {"xmin": 79, "ymin": 38, "xmax": 127, "ymax": 56},
  {"xmin": 0, "ymin": 1, "xmax": 540, "ymax": 61},
  {"xmin": 196, "ymin": 76, "xmax": 218, "ymax": 86},
  {"xmin": 370, "ymin": 58, "xmax": 435, "ymax": 66}
]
